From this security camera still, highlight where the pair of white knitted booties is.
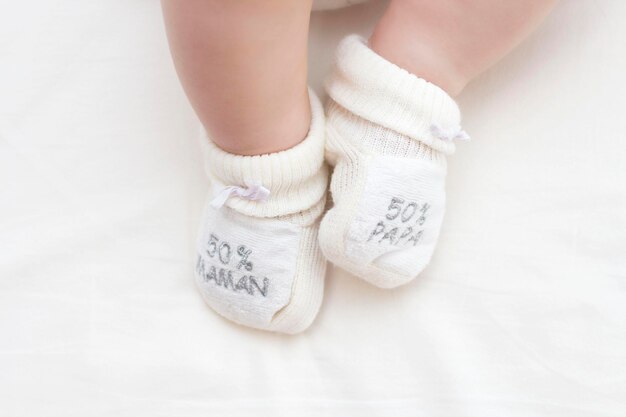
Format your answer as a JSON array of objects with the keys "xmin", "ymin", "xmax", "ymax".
[{"xmin": 194, "ymin": 36, "xmax": 469, "ymax": 334}]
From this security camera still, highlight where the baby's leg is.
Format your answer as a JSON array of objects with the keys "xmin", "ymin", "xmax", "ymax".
[
  {"xmin": 319, "ymin": 0, "xmax": 557, "ymax": 287},
  {"xmin": 162, "ymin": 1, "xmax": 328, "ymax": 334},
  {"xmin": 161, "ymin": 0, "xmax": 313, "ymax": 155},
  {"xmin": 370, "ymin": 0, "xmax": 559, "ymax": 96}
]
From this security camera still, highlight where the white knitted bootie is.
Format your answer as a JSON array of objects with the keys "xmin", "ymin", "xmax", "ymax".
[
  {"xmin": 195, "ymin": 91, "xmax": 328, "ymax": 334},
  {"xmin": 320, "ymin": 36, "xmax": 469, "ymax": 288}
]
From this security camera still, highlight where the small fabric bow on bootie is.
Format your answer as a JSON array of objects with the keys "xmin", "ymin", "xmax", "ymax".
[{"xmin": 210, "ymin": 181, "xmax": 270, "ymax": 209}]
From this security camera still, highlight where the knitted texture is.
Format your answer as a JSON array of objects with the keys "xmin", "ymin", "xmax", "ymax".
[
  {"xmin": 204, "ymin": 89, "xmax": 328, "ymax": 224},
  {"xmin": 195, "ymin": 90, "xmax": 328, "ymax": 334},
  {"xmin": 320, "ymin": 35, "xmax": 466, "ymax": 288}
]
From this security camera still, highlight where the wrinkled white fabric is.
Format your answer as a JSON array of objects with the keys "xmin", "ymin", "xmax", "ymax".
[{"xmin": 1, "ymin": 1, "xmax": 626, "ymax": 416}]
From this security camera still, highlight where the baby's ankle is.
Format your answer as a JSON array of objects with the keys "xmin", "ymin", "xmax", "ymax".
[{"xmin": 369, "ymin": 0, "xmax": 471, "ymax": 96}]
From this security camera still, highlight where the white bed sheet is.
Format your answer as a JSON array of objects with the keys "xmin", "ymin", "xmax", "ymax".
[{"xmin": 1, "ymin": 1, "xmax": 625, "ymax": 416}]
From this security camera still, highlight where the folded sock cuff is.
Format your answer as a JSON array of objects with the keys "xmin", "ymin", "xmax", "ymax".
[
  {"xmin": 203, "ymin": 89, "xmax": 328, "ymax": 218},
  {"xmin": 325, "ymin": 35, "xmax": 462, "ymax": 155}
]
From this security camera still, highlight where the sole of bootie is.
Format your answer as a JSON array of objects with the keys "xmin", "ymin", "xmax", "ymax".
[
  {"xmin": 194, "ymin": 205, "xmax": 325, "ymax": 333},
  {"xmin": 319, "ymin": 152, "xmax": 448, "ymax": 288}
]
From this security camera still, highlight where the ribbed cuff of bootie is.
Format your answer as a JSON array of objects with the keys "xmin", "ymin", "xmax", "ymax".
[
  {"xmin": 325, "ymin": 35, "xmax": 464, "ymax": 155},
  {"xmin": 203, "ymin": 89, "xmax": 328, "ymax": 219}
]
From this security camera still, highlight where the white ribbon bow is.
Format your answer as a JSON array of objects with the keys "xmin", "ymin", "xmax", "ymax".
[
  {"xmin": 430, "ymin": 123, "xmax": 471, "ymax": 142},
  {"xmin": 210, "ymin": 181, "xmax": 270, "ymax": 209}
]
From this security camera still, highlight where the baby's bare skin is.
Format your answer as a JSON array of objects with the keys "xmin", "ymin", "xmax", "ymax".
[
  {"xmin": 370, "ymin": 0, "xmax": 559, "ymax": 96},
  {"xmin": 161, "ymin": 0, "xmax": 313, "ymax": 156},
  {"xmin": 161, "ymin": 0, "xmax": 557, "ymax": 155}
]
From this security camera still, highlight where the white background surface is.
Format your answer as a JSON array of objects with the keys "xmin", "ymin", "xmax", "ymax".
[{"xmin": 1, "ymin": 1, "xmax": 625, "ymax": 416}]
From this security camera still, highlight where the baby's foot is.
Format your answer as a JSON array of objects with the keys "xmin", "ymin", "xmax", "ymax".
[
  {"xmin": 195, "ymin": 91, "xmax": 328, "ymax": 334},
  {"xmin": 319, "ymin": 36, "xmax": 468, "ymax": 288}
]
